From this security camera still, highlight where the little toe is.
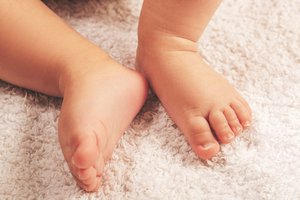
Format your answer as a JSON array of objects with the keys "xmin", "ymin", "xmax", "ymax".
[
  {"xmin": 185, "ymin": 117, "xmax": 220, "ymax": 160},
  {"xmin": 230, "ymin": 100, "xmax": 252, "ymax": 128},
  {"xmin": 71, "ymin": 133, "xmax": 99, "ymax": 169},
  {"xmin": 209, "ymin": 110, "xmax": 235, "ymax": 144},
  {"xmin": 238, "ymin": 96, "xmax": 252, "ymax": 116},
  {"xmin": 223, "ymin": 107, "xmax": 243, "ymax": 135}
]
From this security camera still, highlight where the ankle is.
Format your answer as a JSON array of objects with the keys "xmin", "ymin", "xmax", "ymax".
[
  {"xmin": 137, "ymin": 32, "xmax": 198, "ymax": 68},
  {"xmin": 58, "ymin": 48, "xmax": 113, "ymax": 96},
  {"xmin": 138, "ymin": 32, "xmax": 198, "ymax": 53}
]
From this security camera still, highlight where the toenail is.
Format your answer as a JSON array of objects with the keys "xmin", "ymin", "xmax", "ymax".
[
  {"xmin": 235, "ymin": 126, "xmax": 243, "ymax": 134},
  {"xmin": 199, "ymin": 143, "xmax": 216, "ymax": 150},
  {"xmin": 224, "ymin": 132, "xmax": 235, "ymax": 140},
  {"xmin": 243, "ymin": 121, "xmax": 251, "ymax": 127}
]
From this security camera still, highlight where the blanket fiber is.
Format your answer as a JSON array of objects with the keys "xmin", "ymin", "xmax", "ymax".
[{"xmin": 1, "ymin": 0, "xmax": 299, "ymax": 199}]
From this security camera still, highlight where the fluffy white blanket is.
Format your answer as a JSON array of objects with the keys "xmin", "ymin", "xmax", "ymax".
[{"xmin": 1, "ymin": 0, "xmax": 299, "ymax": 199}]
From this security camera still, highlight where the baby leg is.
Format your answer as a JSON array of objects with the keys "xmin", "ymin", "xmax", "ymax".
[
  {"xmin": 0, "ymin": 0, "xmax": 148, "ymax": 191},
  {"xmin": 137, "ymin": 0, "xmax": 252, "ymax": 159}
]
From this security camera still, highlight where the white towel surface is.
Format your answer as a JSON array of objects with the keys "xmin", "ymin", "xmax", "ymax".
[{"xmin": 1, "ymin": 0, "xmax": 300, "ymax": 199}]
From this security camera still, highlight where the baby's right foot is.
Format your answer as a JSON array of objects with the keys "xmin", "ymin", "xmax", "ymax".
[{"xmin": 58, "ymin": 55, "xmax": 148, "ymax": 191}]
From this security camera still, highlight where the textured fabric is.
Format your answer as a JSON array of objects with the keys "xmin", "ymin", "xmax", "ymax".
[{"xmin": 1, "ymin": 0, "xmax": 299, "ymax": 199}]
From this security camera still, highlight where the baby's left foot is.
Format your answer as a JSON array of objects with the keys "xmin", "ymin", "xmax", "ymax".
[
  {"xmin": 137, "ymin": 35, "xmax": 252, "ymax": 159},
  {"xmin": 58, "ymin": 57, "xmax": 148, "ymax": 191}
]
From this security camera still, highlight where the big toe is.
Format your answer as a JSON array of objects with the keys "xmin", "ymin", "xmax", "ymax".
[
  {"xmin": 71, "ymin": 133, "xmax": 100, "ymax": 169},
  {"xmin": 184, "ymin": 117, "xmax": 220, "ymax": 160},
  {"xmin": 70, "ymin": 133, "xmax": 104, "ymax": 192}
]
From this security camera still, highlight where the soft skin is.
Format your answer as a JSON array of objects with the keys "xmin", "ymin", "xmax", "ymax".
[
  {"xmin": 0, "ymin": 0, "xmax": 148, "ymax": 191},
  {"xmin": 0, "ymin": 0, "xmax": 252, "ymax": 192},
  {"xmin": 137, "ymin": 0, "xmax": 252, "ymax": 159}
]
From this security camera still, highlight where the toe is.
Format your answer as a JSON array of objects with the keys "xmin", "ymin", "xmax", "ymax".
[
  {"xmin": 75, "ymin": 176, "xmax": 101, "ymax": 192},
  {"xmin": 209, "ymin": 110, "xmax": 235, "ymax": 144},
  {"xmin": 223, "ymin": 107, "xmax": 243, "ymax": 135},
  {"xmin": 86, "ymin": 177, "xmax": 102, "ymax": 192},
  {"xmin": 81, "ymin": 171, "xmax": 97, "ymax": 185},
  {"xmin": 71, "ymin": 134, "xmax": 100, "ymax": 169},
  {"xmin": 238, "ymin": 96, "xmax": 252, "ymax": 117},
  {"xmin": 75, "ymin": 167, "xmax": 97, "ymax": 181},
  {"xmin": 185, "ymin": 116, "xmax": 220, "ymax": 160},
  {"xmin": 230, "ymin": 99, "xmax": 252, "ymax": 128}
]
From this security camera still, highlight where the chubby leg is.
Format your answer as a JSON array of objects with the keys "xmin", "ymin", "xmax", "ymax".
[
  {"xmin": 137, "ymin": 0, "xmax": 252, "ymax": 159},
  {"xmin": 0, "ymin": 0, "xmax": 148, "ymax": 191}
]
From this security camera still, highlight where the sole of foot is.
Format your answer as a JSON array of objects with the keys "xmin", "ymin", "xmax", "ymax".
[{"xmin": 58, "ymin": 58, "xmax": 148, "ymax": 191}]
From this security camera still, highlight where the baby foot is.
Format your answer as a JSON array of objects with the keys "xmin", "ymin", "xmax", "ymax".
[
  {"xmin": 137, "ymin": 35, "xmax": 252, "ymax": 159},
  {"xmin": 58, "ymin": 57, "xmax": 148, "ymax": 191}
]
